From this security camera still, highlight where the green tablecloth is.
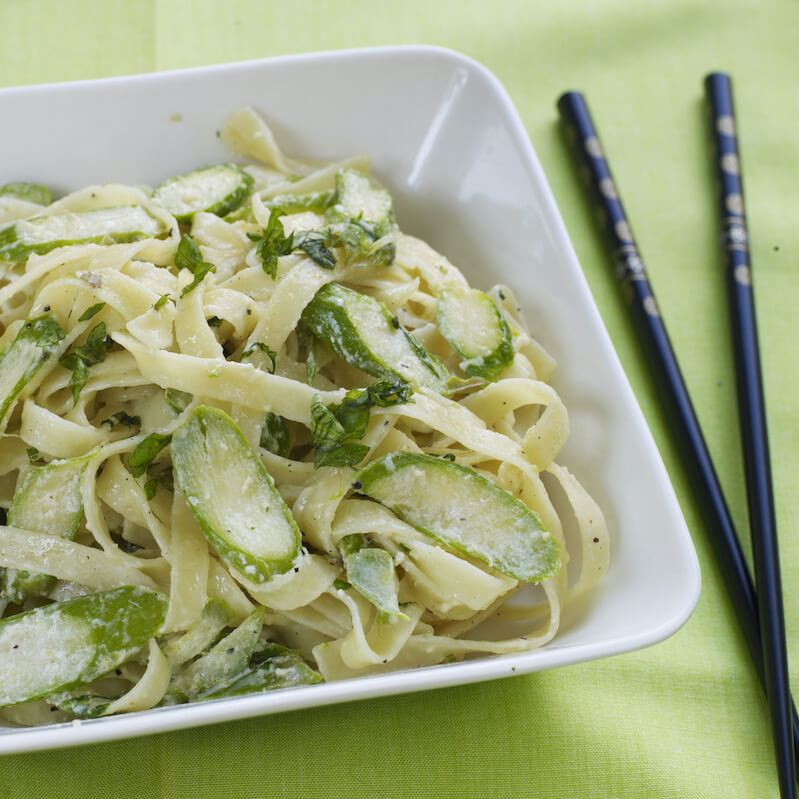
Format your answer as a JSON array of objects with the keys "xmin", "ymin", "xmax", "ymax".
[{"xmin": 2, "ymin": 1, "xmax": 798, "ymax": 796}]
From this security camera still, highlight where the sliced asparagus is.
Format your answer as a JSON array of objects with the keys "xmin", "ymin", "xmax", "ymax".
[
  {"xmin": 356, "ymin": 453, "xmax": 561, "ymax": 583},
  {"xmin": 437, "ymin": 285, "xmax": 514, "ymax": 380},
  {"xmin": 301, "ymin": 282, "xmax": 450, "ymax": 393},
  {"xmin": 167, "ymin": 607, "xmax": 264, "ymax": 701},
  {"xmin": 153, "ymin": 164, "xmax": 254, "ymax": 223},
  {"xmin": 331, "ymin": 169, "xmax": 396, "ymax": 239},
  {"xmin": 0, "ymin": 314, "xmax": 65, "ymax": 430},
  {"xmin": 0, "ymin": 586, "xmax": 167, "ymax": 707},
  {"xmin": 171, "ymin": 406, "xmax": 301, "ymax": 583},
  {"xmin": 340, "ymin": 534, "xmax": 406, "ymax": 619},
  {"xmin": 0, "ymin": 182, "xmax": 52, "ymax": 206},
  {"xmin": 1, "ymin": 454, "xmax": 90, "ymax": 603},
  {"xmin": 160, "ymin": 598, "xmax": 234, "ymax": 666},
  {"xmin": 202, "ymin": 641, "xmax": 321, "ymax": 699},
  {"xmin": 0, "ymin": 206, "xmax": 166, "ymax": 261}
]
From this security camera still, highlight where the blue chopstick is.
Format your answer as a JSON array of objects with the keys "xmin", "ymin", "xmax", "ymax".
[
  {"xmin": 705, "ymin": 71, "xmax": 795, "ymax": 797},
  {"xmin": 556, "ymin": 88, "xmax": 797, "ymax": 795}
]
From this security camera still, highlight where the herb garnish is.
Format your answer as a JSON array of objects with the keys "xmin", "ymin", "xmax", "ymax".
[
  {"xmin": 128, "ymin": 432, "xmax": 172, "ymax": 478},
  {"xmin": 175, "ymin": 235, "xmax": 216, "ymax": 296},
  {"xmin": 78, "ymin": 302, "xmax": 105, "ymax": 322},
  {"xmin": 58, "ymin": 322, "xmax": 111, "ymax": 404},
  {"xmin": 310, "ymin": 378, "xmax": 412, "ymax": 468},
  {"xmin": 260, "ymin": 412, "xmax": 291, "ymax": 458},
  {"xmin": 241, "ymin": 342, "xmax": 277, "ymax": 373},
  {"xmin": 247, "ymin": 208, "xmax": 294, "ymax": 279}
]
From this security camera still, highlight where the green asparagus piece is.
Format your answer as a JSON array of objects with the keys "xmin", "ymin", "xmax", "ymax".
[
  {"xmin": 171, "ymin": 406, "xmax": 301, "ymax": 583},
  {"xmin": 1, "ymin": 454, "xmax": 90, "ymax": 603},
  {"xmin": 301, "ymin": 282, "xmax": 450, "ymax": 393},
  {"xmin": 437, "ymin": 285, "xmax": 514, "ymax": 380},
  {"xmin": 356, "ymin": 453, "xmax": 561, "ymax": 583},
  {"xmin": 330, "ymin": 169, "xmax": 396, "ymax": 239},
  {"xmin": 167, "ymin": 607, "xmax": 264, "ymax": 701},
  {"xmin": 160, "ymin": 598, "xmax": 234, "ymax": 666},
  {"xmin": 0, "ymin": 182, "xmax": 52, "ymax": 206},
  {"xmin": 0, "ymin": 206, "xmax": 166, "ymax": 261},
  {"xmin": 0, "ymin": 314, "xmax": 65, "ymax": 429},
  {"xmin": 202, "ymin": 641, "xmax": 322, "ymax": 699},
  {"xmin": 0, "ymin": 586, "xmax": 167, "ymax": 707},
  {"xmin": 46, "ymin": 692, "xmax": 111, "ymax": 718},
  {"xmin": 153, "ymin": 164, "xmax": 254, "ymax": 223}
]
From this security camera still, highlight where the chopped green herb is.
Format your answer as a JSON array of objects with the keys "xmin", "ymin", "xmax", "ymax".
[
  {"xmin": 310, "ymin": 396, "xmax": 369, "ymax": 468},
  {"xmin": 101, "ymin": 411, "xmax": 141, "ymax": 429},
  {"xmin": 291, "ymin": 230, "xmax": 337, "ymax": 269},
  {"xmin": 309, "ymin": 380, "xmax": 410, "ymax": 468},
  {"xmin": 176, "ymin": 235, "xmax": 216, "ymax": 296},
  {"xmin": 153, "ymin": 294, "xmax": 170, "ymax": 311},
  {"xmin": 128, "ymin": 432, "xmax": 172, "ymax": 478},
  {"xmin": 26, "ymin": 447, "xmax": 39, "ymax": 462},
  {"xmin": 333, "ymin": 578, "xmax": 352, "ymax": 591},
  {"xmin": 144, "ymin": 479, "xmax": 158, "ymax": 500},
  {"xmin": 78, "ymin": 302, "xmax": 105, "ymax": 322},
  {"xmin": 241, "ymin": 342, "xmax": 277, "ymax": 373},
  {"xmin": 247, "ymin": 208, "xmax": 294, "ymax": 279},
  {"xmin": 260, "ymin": 412, "xmax": 290, "ymax": 457},
  {"xmin": 0, "ymin": 315, "xmax": 66, "ymax": 428},
  {"xmin": 58, "ymin": 322, "xmax": 111, "ymax": 404},
  {"xmin": 206, "ymin": 315, "xmax": 223, "ymax": 328},
  {"xmin": 340, "ymin": 534, "xmax": 406, "ymax": 620}
]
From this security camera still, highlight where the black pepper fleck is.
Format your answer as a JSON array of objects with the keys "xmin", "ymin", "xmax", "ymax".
[{"xmin": 593, "ymin": 537, "xmax": 599, "ymax": 543}]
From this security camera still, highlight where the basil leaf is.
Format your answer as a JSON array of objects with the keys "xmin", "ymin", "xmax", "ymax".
[
  {"xmin": 309, "ymin": 380, "xmax": 410, "ymax": 469},
  {"xmin": 101, "ymin": 411, "xmax": 141, "ymax": 429},
  {"xmin": 58, "ymin": 322, "xmax": 110, "ymax": 404},
  {"xmin": 260, "ymin": 412, "xmax": 290, "ymax": 458},
  {"xmin": 176, "ymin": 234, "xmax": 216, "ymax": 296},
  {"xmin": 241, "ymin": 342, "xmax": 277, "ymax": 373},
  {"xmin": 292, "ymin": 231, "xmax": 337, "ymax": 270},
  {"xmin": 128, "ymin": 433, "xmax": 172, "ymax": 478},
  {"xmin": 78, "ymin": 302, "xmax": 105, "ymax": 322},
  {"xmin": 247, "ymin": 209, "xmax": 294, "ymax": 279},
  {"xmin": 315, "ymin": 442, "xmax": 370, "ymax": 469}
]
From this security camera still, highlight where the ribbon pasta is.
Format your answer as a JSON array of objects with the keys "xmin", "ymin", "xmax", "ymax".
[{"xmin": 0, "ymin": 107, "xmax": 609, "ymax": 725}]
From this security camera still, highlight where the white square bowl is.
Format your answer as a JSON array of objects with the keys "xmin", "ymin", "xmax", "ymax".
[{"xmin": 0, "ymin": 45, "xmax": 700, "ymax": 754}]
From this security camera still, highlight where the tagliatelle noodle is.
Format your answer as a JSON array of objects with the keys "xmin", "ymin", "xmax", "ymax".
[{"xmin": 0, "ymin": 106, "xmax": 609, "ymax": 725}]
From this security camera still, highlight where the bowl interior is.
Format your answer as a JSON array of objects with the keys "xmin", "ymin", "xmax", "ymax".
[{"xmin": 0, "ymin": 46, "xmax": 699, "ymax": 752}]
